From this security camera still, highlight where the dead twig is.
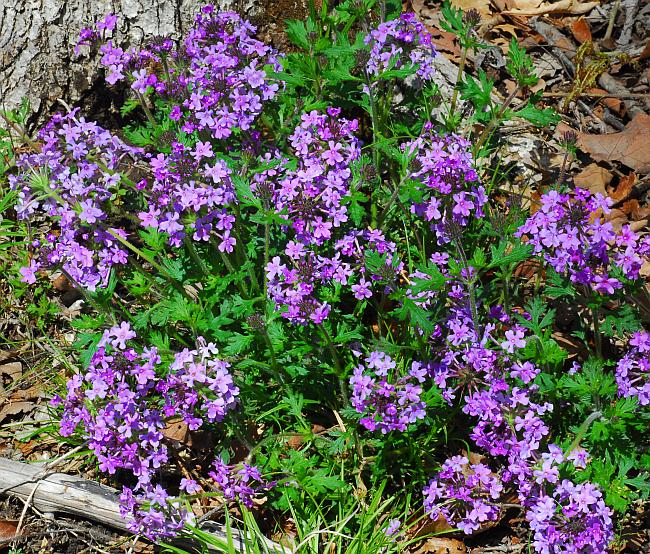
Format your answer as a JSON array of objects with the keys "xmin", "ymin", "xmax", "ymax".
[
  {"xmin": 604, "ymin": 0, "xmax": 621, "ymax": 42},
  {"xmin": 543, "ymin": 92, "xmax": 650, "ymax": 99}
]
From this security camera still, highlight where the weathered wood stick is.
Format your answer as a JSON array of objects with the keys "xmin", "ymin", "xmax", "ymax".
[{"xmin": 0, "ymin": 457, "xmax": 285, "ymax": 553}]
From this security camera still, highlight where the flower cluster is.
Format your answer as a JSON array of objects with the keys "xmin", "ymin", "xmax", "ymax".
[
  {"xmin": 266, "ymin": 229, "xmax": 402, "ymax": 325},
  {"xmin": 528, "ymin": 480, "xmax": 613, "ymax": 554},
  {"xmin": 364, "ymin": 12, "xmax": 437, "ymax": 83},
  {"xmin": 616, "ymin": 330, "xmax": 650, "ymax": 406},
  {"xmin": 349, "ymin": 351, "xmax": 430, "ymax": 433},
  {"xmin": 423, "ymin": 455, "xmax": 503, "ymax": 534},
  {"xmin": 405, "ymin": 125, "xmax": 485, "ymax": 242},
  {"xmin": 56, "ymin": 323, "xmax": 239, "ymax": 537},
  {"xmin": 90, "ymin": 8, "xmax": 280, "ymax": 139},
  {"xmin": 119, "ymin": 483, "xmax": 187, "ymax": 540},
  {"xmin": 11, "ymin": 110, "xmax": 140, "ymax": 289},
  {"xmin": 138, "ymin": 144, "xmax": 237, "ymax": 250},
  {"xmin": 254, "ymin": 108, "xmax": 361, "ymax": 245},
  {"xmin": 423, "ymin": 299, "xmax": 613, "ymax": 548},
  {"xmin": 517, "ymin": 188, "xmax": 650, "ymax": 295},
  {"xmin": 209, "ymin": 459, "xmax": 274, "ymax": 508}
]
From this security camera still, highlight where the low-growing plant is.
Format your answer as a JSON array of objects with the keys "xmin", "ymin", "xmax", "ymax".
[{"xmin": 3, "ymin": 1, "xmax": 650, "ymax": 552}]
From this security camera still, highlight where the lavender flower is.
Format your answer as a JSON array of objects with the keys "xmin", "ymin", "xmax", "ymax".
[
  {"xmin": 517, "ymin": 188, "xmax": 650, "ymax": 295},
  {"xmin": 404, "ymin": 125, "xmax": 485, "ymax": 242},
  {"xmin": 57, "ymin": 324, "xmax": 239, "ymax": 538},
  {"xmin": 364, "ymin": 13, "xmax": 437, "ymax": 83},
  {"xmin": 616, "ymin": 330, "xmax": 650, "ymax": 406},
  {"xmin": 423, "ymin": 456, "xmax": 503, "ymax": 534},
  {"xmin": 527, "ymin": 480, "xmax": 613, "ymax": 554},
  {"xmin": 11, "ymin": 110, "xmax": 140, "ymax": 290},
  {"xmin": 209, "ymin": 459, "xmax": 274, "ymax": 507},
  {"xmin": 350, "ymin": 352, "xmax": 431, "ymax": 433}
]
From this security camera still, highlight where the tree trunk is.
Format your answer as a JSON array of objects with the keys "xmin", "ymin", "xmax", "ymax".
[{"xmin": 0, "ymin": 0, "xmax": 309, "ymax": 130}]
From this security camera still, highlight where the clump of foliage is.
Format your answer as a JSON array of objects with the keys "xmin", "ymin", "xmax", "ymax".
[{"xmin": 3, "ymin": 1, "xmax": 650, "ymax": 552}]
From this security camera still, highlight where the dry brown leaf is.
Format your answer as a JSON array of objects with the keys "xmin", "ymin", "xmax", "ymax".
[
  {"xmin": 0, "ymin": 520, "xmax": 19, "ymax": 541},
  {"xmin": 570, "ymin": 17, "xmax": 592, "ymax": 43},
  {"xmin": 609, "ymin": 172, "xmax": 637, "ymax": 203},
  {"xmin": 412, "ymin": 537, "xmax": 467, "ymax": 554},
  {"xmin": 640, "ymin": 261, "xmax": 650, "ymax": 278},
  {"xmin": 586, "ymin": 88, "xmax": 623, "ymax": 115},
  {"xmin": 162, "ymin": 417, "xmax": 190, "ymax": 443},
  {"xmin": 503, "ymin": 0, "xmax": 598, "ymax": 16},
  {"xmin": 0, "ymin": 401, "xmax": 35, "ymax": 423},
  {"xmin": 451, "ymin": 0, "xmax": 492, "ymax": 17},
  {"xmin": 0, "ymin": 361, "xmax": 22, "ymax": 382},
  {"xmin": 621, "ymin": 199, "xmax": 640, "ymax": 216},
  {"xmin": 51, "ymin": 273, "xmax": 73, "ymax": 292},
  {"xmin": 638, "ymin": 40, "xmax": 650, "ymax": 62},
  {"xmin": 408, "ymin": 512, "xmax": 454, "ymax": 538},
  {"xmin": 573, "ymin": 163, "xmax": 613, "ymax": 196},
  {"xmin": 578, "ymin": 114, "xmax": 650, "ymax": 174}
]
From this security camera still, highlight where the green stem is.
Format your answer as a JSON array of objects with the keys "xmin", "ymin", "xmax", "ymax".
[
  {"xmin": 452, "ymin": 233, "xmax": 480, "ymax": 334},
  {"xmin": 184, "ymin": 237, "xmax": 211, "ymax": 278},
  {"xmin": 567, "ymin": 410, "xmax": 602, "ymax": 454},
  {"xmin": 263, "ymin": 219, "xmax": 270, "ymax": 298},
  {"xmin": 318, "ymin": 324, "xmax": 349, "ymax": 407},
  {"xmin": 260, "ymin": 328, "xmax": 286, "ymax": 390},
  {"xmin": 449, "ymin": 46, "xmax": 468, "ymax": 124},
  {"xmin": 136, "ymin": 91, "xmax": 157, "ymax": 127},
  {"xmin": 363, "ymin": 70, "xmax": 382, "ymax": 229},
  {"xmin": 592, "ymin": 306, "xmax": 602, "ymax": 359},
  {"xmin": 231, "ymin": 203, "xmax": 260, "ymax": 294},
  {"xmin": 106, "ymin": 229, "xmax": 193, "ymax": 302},
  {"xmin": 217, "ymin": 246, "xmax": 249, "ymax": 298},
  {"xmin": 474, "ymin": 84, "xmax": 522, "ymax": 154}
]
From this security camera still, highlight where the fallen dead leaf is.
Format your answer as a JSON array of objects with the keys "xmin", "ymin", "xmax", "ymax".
[
  {"xmin": 570, "ymin": 17, "xmax": 592, "ymax": 43},
  {"xmin": 573, "ymin": 163, "xmax": 613, "ymax": 196},
  {"xmin": 621, "ymin": 199, "xmax": 640, "ymax": 216},
  {"xmin": 577, "ymin": 114, "xmax": 650, "ymax": 174},
  {"xmin": 0, "ymin": 401, "xmax": 35, "ymax": 423},
  {"xmin": 640, "ymin": 261, "xmax": 650, "ymax": 278},
  {"xmin": 638, "ymin": 40, "xmax": 650, "ymax": 62},
  {"xmin": 586, "ymin": 88, "xmax": 623, "ymax": 114},
  {"xmin": 503, "ymin": 0, "xmax": 598, "ymax": 16},
  {"xmin": 609, "ymin": 172, "xmax": 637, "ymax": 203},
  {"xmin": 412, "ymin": 537, "xmax": 467, "ymax": 554},
  {"xmin": 162, "ymin": 417, "xmax": 190, "ymax": 443},
  {"xmin": 51, "ymin": 273, "xmax": 73, "ymax": 292},
  {"xmin": 0, "ymin": 519, "xmax": 20, "ymax": 540},
  {"xmin": 451, "ymin": 0, "xmax": 492, "ymax": 17},
  {"xmin": 408, "ymin": 512, "xmax": 454, "ymax": 539},
  {"xmin": 0, "ymin": 361, "xmax": 22, "ymax": 382}
]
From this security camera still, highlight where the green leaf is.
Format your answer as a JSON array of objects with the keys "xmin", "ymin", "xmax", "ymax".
[
  {"xmin": 223, "ymin": 332, "xmax": 255, "ymax": 356},
  {"xmin": 488, "ymin": 242, "xmax": 532, "ymax": 269},
  {"xmin": 460, "ymin": 70, "xmax": 494, "ymax": 109},
  {"xmin": 514, "ymin": 104, "xmax": 560, "ymax": 127},
  {"xmin": 285, "ymin": 20, "xmax": 310, "ymax": 50}
]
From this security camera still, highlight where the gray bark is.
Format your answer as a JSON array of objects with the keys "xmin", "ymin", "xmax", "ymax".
[{"xmin": 0, "ymin": 0, "xmax": 269, "ymax": 130}]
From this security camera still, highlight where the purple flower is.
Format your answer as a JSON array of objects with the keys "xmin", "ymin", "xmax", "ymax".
[
  {"xmin": 424, "ymin": 457, "xmax": 503, "ymax": 534},
  {"xmin": 527, "ymin": 480, "xmax": 613, "ymax": 554},
  {"xmin": 59, "ymin": 326, "xmax": 239, "ymax": 539},
  {"xmin": 364, "ymin": 13, "xmax": 437, "ymax": 84},
  {"xmin": 350, "ymin": 352, "xmax": 431, "ymax": 433},
  {"xmin": 616, "ymin": 331, "xmax": 650, "ymax": 406},
  {"xmin": 501, "ymin": 326, "xmax": 527, "ymax": 354}
]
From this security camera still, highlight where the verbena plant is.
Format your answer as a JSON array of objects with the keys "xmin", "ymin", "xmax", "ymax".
[{"xmin": 3, "ymin": 1, "xmax": 650, "ymax": 552}]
